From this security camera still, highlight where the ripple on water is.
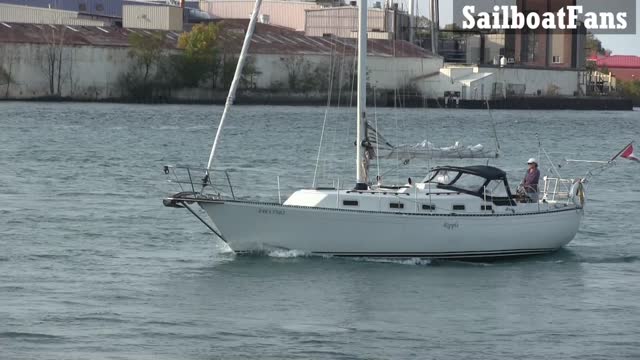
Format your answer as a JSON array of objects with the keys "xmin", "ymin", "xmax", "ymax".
[
  {"xmin": 0, "ymin": 332, "xmax": 64, "ymax": 343},
  {"xmin": 1, "ymin": 104, "xmax": 639, "ymax": 360}
]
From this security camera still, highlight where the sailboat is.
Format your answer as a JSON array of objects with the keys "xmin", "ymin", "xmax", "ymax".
[{"xmin": 164, "ymin": 0, "xmax": 586, "ymax": 258}]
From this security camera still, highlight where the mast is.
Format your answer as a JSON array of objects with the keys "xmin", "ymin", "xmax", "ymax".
[
  {"xmin": 355, "ymin": 0, "xmax": 368, "ymax": 189},
  {"xmin": 206, "ymin": 0, "xmax": 263, "ymax": 171}
]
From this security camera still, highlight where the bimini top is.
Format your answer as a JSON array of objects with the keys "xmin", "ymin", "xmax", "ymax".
[{"xmin": 429, "ymin": 165, "xmax": 507, "ymax": 181}]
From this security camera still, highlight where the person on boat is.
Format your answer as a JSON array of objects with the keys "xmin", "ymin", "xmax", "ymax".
[{"xmin": 522, "ymin": 158, "xmax": 540, "ymax": 202}]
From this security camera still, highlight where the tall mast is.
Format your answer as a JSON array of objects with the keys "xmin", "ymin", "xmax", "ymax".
[
  {"xmin": 206, "ymin": 0, "xmax": 263, "ymax": 171},
  {"xmin": 355, "ymin": 0, "xmax": 368, "ymax": 189}
]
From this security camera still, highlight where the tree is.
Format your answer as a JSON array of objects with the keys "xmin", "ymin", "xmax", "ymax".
[
  {"xmin": 585, "ymin": 33, "xmax": 610, "ymax": 56},
  {"xmin": 178, "ymin": 23, "xmax": 221, "ymax": 88},
  {"xmin": 620, "ymin": 80, "xmax": 640, "ymax": 106},
  {"xmin": 282, "ymin": 55, "xmax": 312, "ymax": 91},
  {"xmin": 128, "ymin": 32, "xmax": 166, "ymax": 88},
  {"xmin": 240, "ymin": 56, "xmax": 261, "ymax": 90},
  {"xmin": 0, "ymin": 46, "xmax": 16, "ymax": 98},
  {"xmin": 38, "ymin": 25, "xmax": 68, "ymax": 96},
  {"xmin": 178, "ymin": 23, "xmax": 220, "ymax": 57}
]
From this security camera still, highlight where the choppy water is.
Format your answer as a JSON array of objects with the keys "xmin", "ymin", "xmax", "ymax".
[{"xmin": 1, "ymin": 102, "xmax": 639, "ymax": 359}]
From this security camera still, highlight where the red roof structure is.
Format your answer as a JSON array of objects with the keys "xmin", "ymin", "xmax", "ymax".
[
  {"xmin": 588, "ymin": 55, "xmax": 640, "ymax": 69},
  {"xmin": 588, "ymin": 55, "xmax": 640, "ymax": 81}
]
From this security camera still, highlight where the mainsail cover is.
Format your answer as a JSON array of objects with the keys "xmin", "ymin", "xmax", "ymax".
[{"xmin": 367, "ymin": 123, "xmax": 499, "ymax": 161}]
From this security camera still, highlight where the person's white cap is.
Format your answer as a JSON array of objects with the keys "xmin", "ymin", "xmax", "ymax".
[{"xmin": 527, "ymin": 158, "xmax": 537, "ymax": 164}]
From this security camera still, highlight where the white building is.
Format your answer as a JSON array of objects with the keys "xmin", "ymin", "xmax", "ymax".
[
  {"xmin": 123, "ymin": 4, "xmax": 184, "ymax": 31},
  {"xmin": 0, "ymin": 3, "xmax": 112, "ymax": 26},
  {"xmin": 414, "ymin": 65, "xmax": 583, "ymax": 100}
]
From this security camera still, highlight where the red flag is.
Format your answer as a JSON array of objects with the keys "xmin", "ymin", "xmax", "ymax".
[{"xmin": 621, "ymin": 143, "xmax": 640, "ymax": 162}]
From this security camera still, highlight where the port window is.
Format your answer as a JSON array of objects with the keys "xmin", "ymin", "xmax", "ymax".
[
  {"xmin": 342, "ymin": 200, "xmax": 358, "ymax": 206},
  {"xmin": 422, "ymin": 204, "xmax": 435, "ymax": 211},
  {"xmin": 452, "ymin": 205, "xmax": 465, "ymax": 211},
  {"xmin": 481, "ymin": 205, "xmax": 493, "ymax": 211},
  {"xmin": 552, "ymin": 55, "xmax": 561, "ymax": 64},
  {"xmin": 390, "ymin": 202, "xmax": 404, "ymax": 209}
]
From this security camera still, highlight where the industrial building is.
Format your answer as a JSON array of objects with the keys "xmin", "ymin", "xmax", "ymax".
[
  {"xmin": 123, "ymin": 4, "xmax": 183, "ymax": 31},
  {"xmin": 0, "ymin": 19, "xmax": 440, "ymax": 100},
  {"xmin": 198, "ymin": 0, "xmax": 321, "ymax": 32},
  {"xmin": 439, "ymin": 0, "xmax": 586, "ymax": 71},
  {"xmin": 304, "ymin": 5, "xmax": 409, "ymax": 40},
  {"xmin": 0, "ymin": 0, "xmax": 606, "ymax": 103},
  {"xmin": 0, "ymin": 3, "xmax": 115, "ymax": 26}
]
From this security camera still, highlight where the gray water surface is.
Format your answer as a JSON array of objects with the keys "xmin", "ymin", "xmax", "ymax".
[{"xmin": 1, "ymin": 102, "xmax": 639, "ymax": 359}]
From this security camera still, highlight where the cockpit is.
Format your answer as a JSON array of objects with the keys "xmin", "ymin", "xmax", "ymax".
[{"xmin": 423, "ymin": 165, "xmax": 516, "ymax": 205}]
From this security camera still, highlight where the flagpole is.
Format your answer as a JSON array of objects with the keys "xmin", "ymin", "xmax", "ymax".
[{"xmin": 609, "ymin": 141, "xmax": 634, "ymax": 162}]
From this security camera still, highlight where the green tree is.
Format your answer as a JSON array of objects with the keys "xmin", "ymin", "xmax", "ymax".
[
  {"xmin": 585, "ymin": 33, "xmax": 610, "ymax": 56},
  {"xmin": 128, "ymin": 32, "xmax": 166, "ymax": 87},
  {"xmin": 178, "ymin": 23, "xmax": 221, "ymax": 88},
  {"xmin": 620, "ymin": 80, "xmax": 640, "ymax": 106}
]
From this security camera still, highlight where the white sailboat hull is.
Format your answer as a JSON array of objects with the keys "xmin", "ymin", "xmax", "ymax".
[{"xmin": 199, "ymin": 200, "xmax": 583, "ymax": 258}]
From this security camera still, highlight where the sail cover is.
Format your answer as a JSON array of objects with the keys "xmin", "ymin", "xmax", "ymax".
[{"xmin": 367, "ymin": 123, "xmax": 499, "ymax": 161}]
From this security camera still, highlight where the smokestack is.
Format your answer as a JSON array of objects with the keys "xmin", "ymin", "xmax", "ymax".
[
  {"xmin": 430, "ymin": 0, "xmax": 438, "ymax": 54},
  {"xmin": 408, "ymin": 0, "xmax": 415, "ymax": 44}
]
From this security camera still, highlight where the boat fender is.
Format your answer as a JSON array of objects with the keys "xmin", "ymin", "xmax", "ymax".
[{"xmin": 570, "ymin": 179, "xmax": 585, "ymax": 207}]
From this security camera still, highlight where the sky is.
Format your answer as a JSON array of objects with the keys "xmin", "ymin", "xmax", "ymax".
[{"xmin": 397, "ymin": 0, "xmax": 640, "ymax": 55}]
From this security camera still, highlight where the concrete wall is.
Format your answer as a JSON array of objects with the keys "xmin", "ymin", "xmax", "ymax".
[
  {"xmin": 0, "ymin": 43, "xmax": 132, "ymax": 99},
  {"xmin": 487, "ymin": 67, "xmax": 582, "ymax": 96},
  {"xmin": 250, "ymin": 54, "xmax": 442, "ymax": 91},
  {"xmin": 0, "ymin": 41, "xmax": 442, "ymax": 99}
]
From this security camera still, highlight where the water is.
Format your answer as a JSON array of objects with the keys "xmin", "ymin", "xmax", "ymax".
[{"xmin": 1, "ymin": 102, "xmax": 639, "ymax": 359}]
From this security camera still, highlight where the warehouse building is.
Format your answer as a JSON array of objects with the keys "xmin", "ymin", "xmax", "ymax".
[{"xmin": 0, "ymin": 19, "xmax": 441, "ymax": 100}]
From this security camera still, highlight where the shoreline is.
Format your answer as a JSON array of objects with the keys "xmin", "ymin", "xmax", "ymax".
[{"xmin": 1, "ymin": 94, "xmax": 634, "ymax": 110}]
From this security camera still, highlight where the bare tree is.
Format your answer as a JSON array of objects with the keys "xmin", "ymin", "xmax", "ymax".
[
  {"xmin": 128, "ymin": 32, "xmax": 165, "ymax": 88},
  {"xmin": 39, "ymin": 24, "xmax": 68, "ymax": 96},
  {"xmin": 281, "ymin": 55, "xmax": 311, "ymax": 91},
  {"xmin": 0, "ymin": 45, "xmax": 17, "ymax": 98}
]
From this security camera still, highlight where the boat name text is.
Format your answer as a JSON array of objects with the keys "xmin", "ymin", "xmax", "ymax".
[
  {"xmin": 443, "ymin": 222, "xmax": 460, "ymax": 230},
  {"xmin": 258, "ymin": 208, "xmax": 286, "ymax": 215}
]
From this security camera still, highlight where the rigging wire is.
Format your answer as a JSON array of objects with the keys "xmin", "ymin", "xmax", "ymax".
[
  {"xmin": 312, "ymin": 38, "xmax": 338, "ymax": 187},
  {"xmin": 486, "ymin": 99, "xmax": 501, "ymax": 156},
  {"xmin": 373, "ymin": 85, "xmax": 381, "ymax": 180}
]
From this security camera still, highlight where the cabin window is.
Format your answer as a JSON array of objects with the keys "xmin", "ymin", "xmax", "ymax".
[
  {"xmin": 78, "ymin": 3, "xmax": 87, "ymax": 11},
  {"xmin": 96, "ymin": 3, "xmax": 104, "ymax": 12},
  {"xmin": 452, "ymin": 205, "xmax": 465, "ymax": 211},
  {"xmin": 451, "ymin": 174, "xmax": 486, "ymax": 192},
  {"xmin": 481, "ymin": 205, "xmax": 493, "ymax": 211},
  {"xmin": 390, "ymin": 202, "xmax": 404, "ymax": 209},
  {"xmin": 343, "ymin": 200, "xmax": 359, "ymax": 206},
  {"xmin": 422, "ymin": 204, "xmax": 435, "ymax": 211}
]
